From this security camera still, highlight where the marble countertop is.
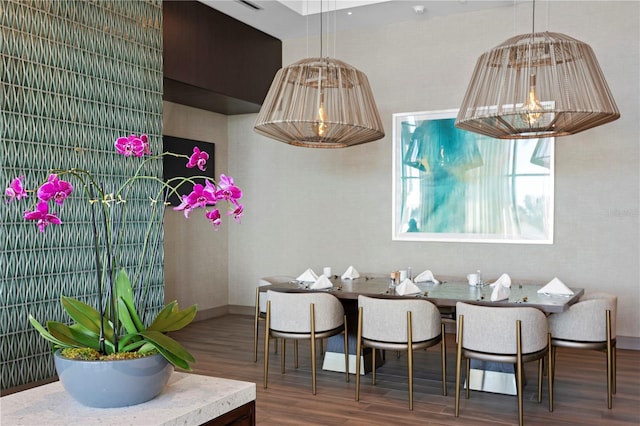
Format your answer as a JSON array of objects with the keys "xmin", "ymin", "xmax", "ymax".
[{"xmin": 1, "ymin": 372, "xmax": 256, "ymax": 425}]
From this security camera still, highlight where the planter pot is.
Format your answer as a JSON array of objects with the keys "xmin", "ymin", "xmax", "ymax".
[{"xmin": 54, "ymin": 350, "xmax": 174, "ymax": 408}]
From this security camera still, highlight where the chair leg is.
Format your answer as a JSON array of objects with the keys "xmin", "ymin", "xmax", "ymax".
[
  {"xmin": 294, "ymin": 340, "xmax": 299, "ymax": 369},
  {"xmin": 537, "ymin": 358, "xmax": 543, "ymax": 403},
  {"xmin": 465, "ymin": 358, "xmax": 470, "ymax": 399},
  {"xmin": 606, "ymin": 310, "xmax": 613, "ymax": 408},
  {"xmin": 281, "ymin": 339, "xmax": 286, "ymax": 374},
  {"xmin": 355, "ymin": 307, "xmax": 363, "ymax": 401},
  {"xmin": 441, "ymin": 323, "xmax": 447, "ymax": 396},
  {"xmin": 372, "ymin": 345, "xmax": 377, "ymax": 385},
  {"xmin": 516, "ymin": 320, "xmax": 524, "ymax": 426},
  {"xmin": 454, "ymin": 315, "xmax": 463, "ymax": 417},
  {"xmin": 343, "ymin": 315, "xmax": 349, "ymax": 383},
  {"xmin": 548, "ymin": 333, "xmax": 554, "ymax": 412},
  {"xmin": 310, "ymin": 304, "xmax": 317, "ymax": 395},
  {"xmin": 407, "ymin": 311, "xmax": 413, "ymax": 411},
  {"xmin": 263, "ymin": 301, "xmax": 271, "ymax": 389}
]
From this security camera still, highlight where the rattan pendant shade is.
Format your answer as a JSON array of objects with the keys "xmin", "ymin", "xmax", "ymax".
[
  {"xmin": 254, "ymin": 57, "xmax": 385, "ymax": 148},
  {"xmin": 455, "ymin": 31, "xmax": 620, "ymax": 139}
]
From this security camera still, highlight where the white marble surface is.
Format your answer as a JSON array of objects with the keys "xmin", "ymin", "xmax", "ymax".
[{"xmin": 1, "ymin": 372, "xmax": 256, "ymax": 425}]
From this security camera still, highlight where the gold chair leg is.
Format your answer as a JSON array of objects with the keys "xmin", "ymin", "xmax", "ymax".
[
  {"xmin": 310, "ymin": 304, "xmax": 316, "ymax": 395},
  {"xmin": 372, "ymin": 346, "xmax": 376, "ymax": 385},
  {"xmin": 281, "ymin": 339, "xmax": 286, "ymax": 374},
  {"xmin": 343, "ymin": 315, "xmax": 349, "ymax": 383},
  {"xmin": 355, "ymin": 307, "xmax": 363, "ymax": 401},
  {"xmin": 548, "ymin": 333, "xmax": 554, "ymax": 412},
  {"xmin": 454, "ymin": 315, "xmax": 463, "ymax": 417},
  {"xmin": 407, "ymin": 311, "xmax": 414, "ymax": 411},
  {"xmin": 263, "ymin": 301, "xmax": 271, "ymax": 389},
  {"xmin": 465, "ymin": 358, "xmax": 470, "ymax": 399},
  {"xmin": 441, "ymin": 323, "xmax": 447, "ymax": 396},
  {"xmin": 294, "ymin": 340, "xmax": 299, "ymax": 369},
  {"xmin": 516, "ymin": 320, "xmax": 524, "ymax": 426},
  {"xmin": 537, "ymin": 358, "xmax": 543, "ymax": 403},
  {"xmin": 606, "ymin": 310, "xmax": 613, "ymax": 408}
]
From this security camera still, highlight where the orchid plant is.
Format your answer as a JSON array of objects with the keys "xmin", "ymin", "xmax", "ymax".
[{"xmin": 5, "ymin": 134, "xmax": 243, "ymax": 370}]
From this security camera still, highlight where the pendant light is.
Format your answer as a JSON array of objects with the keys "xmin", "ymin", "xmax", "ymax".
[
  {"xmin": 254, "ymin": 2, "xmax": 384, "ymax": 148},
  {"xmin": 455, "ymin": 0, "xmax": 619, "ymax": 139}
]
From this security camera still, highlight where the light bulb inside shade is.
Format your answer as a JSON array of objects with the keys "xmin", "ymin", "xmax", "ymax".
[
  {"xmin": 312, "ymin": 95, "xmax": 328, "ymax": 137},
  {"xmin": 520, "ymin": 74, "xmax": 545, "ymax": 125}
]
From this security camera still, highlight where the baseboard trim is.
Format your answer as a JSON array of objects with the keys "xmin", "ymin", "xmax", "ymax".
[{"xmin": 617, "ymin": 336, "xmax": 640, "ymax": 350}]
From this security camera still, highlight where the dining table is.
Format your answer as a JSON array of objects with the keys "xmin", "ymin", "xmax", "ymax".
[{"xmin": 259, "ymin": 273, "xmax": 584, "ymax": 395}]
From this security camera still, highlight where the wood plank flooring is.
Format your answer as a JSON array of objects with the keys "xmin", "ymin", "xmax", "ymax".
[{"xmin": 170, "ymin": 314, "xmax": 640, "ymax": 426}]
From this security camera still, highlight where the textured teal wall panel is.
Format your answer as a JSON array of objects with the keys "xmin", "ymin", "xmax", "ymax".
[{"xmin": 1, "ymin": 0, "xmax": 163, "ymax": 390}]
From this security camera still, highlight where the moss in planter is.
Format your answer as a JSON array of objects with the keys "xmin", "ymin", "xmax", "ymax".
[{"xmin": 60, "ymin": 348, "xmax": 157, "ymax": 361}]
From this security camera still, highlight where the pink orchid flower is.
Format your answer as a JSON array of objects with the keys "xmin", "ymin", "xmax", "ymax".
[
  {"xmin": 5, "ymin": 176, "xmax": 28, "ymax": 202},
  {"xmin": 227, "ymin": 203, "xmax": 244, "ymax": 223},
  {"xmin": 24, "ymin": 201, "xmax": 62, "ymax": 232},
  {"xmin": 172, "ymin": 195, "xmax": 194, "ymax": 218},
  {"xmin": 215, "ymin": 174, "xmax": 242, "ymax": 202},
  {"xmin": 186, "ymin": 146, "xmax": 209, "ymax": 172},
  {"xmin": 37, "ymin": 174, "xmax": 73, "ymax": 205},
  {"xmin": 115, "ymin": 134, "xmax": 146, "ymax": 157},
  {"xmin": 186, "ymin": 183, "xmax": 217, "ymax": 209},
  {"xmin": 206, "ymin": 209, "xmax": 222, "ymax": 230}
]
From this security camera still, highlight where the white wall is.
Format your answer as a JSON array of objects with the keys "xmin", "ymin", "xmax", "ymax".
[
  {"xmin": 161, "ymin": 2, "xmax": 639, "ymax": 341},
  {"xmin": 226, "ymin": 1, "xmax": 640, "ymax": 341}
]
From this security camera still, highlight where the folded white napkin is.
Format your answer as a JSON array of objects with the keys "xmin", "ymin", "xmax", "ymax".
[
  {"xmin": 296, "ymin": 268, "xmax": 318, "ymax": 282},
  {"xmin": 395, "ymin": 279, "xmax": 421, "ymax": 295},
  {"xmin": 413, "ymin": 270, "xmax": 440, "ymax": 284},
  {"xmin": 537, "ymin": 277, "xmax": 574, "ymax": 295},
  {"xmin": 490, "ymin": 283, "xmax": 510, "ymax": 301},
  {"xmin": 490, "ymin": 273, "xmax": 512, "ymax": 288},
  {"xmin": 341, "ymin": 265, "xmax": 360, "ymax": 280},
  {"xmin": 309, "ymin": 274, "xmax": 333, "ymax": 290}
]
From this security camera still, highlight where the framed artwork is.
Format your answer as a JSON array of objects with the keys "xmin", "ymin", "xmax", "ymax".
[
  {"xmin": 392, "ymin": 109, "xmax": 554, "ymax": 244},
  {"xmin": 163, "ymin": 136, "xmax": 215, "ymax": 206}
]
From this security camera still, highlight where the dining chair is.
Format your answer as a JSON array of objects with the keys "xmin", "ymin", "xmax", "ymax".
[
  {"xmin": 547, "ymin": 292, "xmax": 617, "ymax": 408},
  {"xmin": 355, "ymin": 295, "xmax": 446, "ymax": 410},
  {"xmin": 263, "ymin": 290, "xmax": 348, "ymax": 395},
  {"xmin": 455, "ymin": 302, "xmax": 553, "ymax": 426},
  {"xmin": 253, "ymin": 276, "xmax": 293, "ymax": 362}
]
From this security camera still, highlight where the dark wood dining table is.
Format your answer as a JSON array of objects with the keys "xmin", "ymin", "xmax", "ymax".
[{"xmin": 259, "ymin": 274, "xmax": 584, "ymax": 314}]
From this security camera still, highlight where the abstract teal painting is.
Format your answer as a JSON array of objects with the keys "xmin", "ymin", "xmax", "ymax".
[{"xmin": 392, "ymin": 109, "xmax": 554, "ymax": 244}]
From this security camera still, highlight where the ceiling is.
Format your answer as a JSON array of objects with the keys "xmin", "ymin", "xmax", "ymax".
[{"xmin": 198, "ymin": 0, "xmax": 513, "ymax": 40}]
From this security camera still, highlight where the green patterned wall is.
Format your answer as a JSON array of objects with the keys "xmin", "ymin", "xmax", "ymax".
[{"xmin": 0, "ymin": 0, "xmax": 163, "ymax": 390}]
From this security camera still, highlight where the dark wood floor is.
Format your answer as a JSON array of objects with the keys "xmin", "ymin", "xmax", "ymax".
[{"xmin": 170, "ymin": 314, "xmax": 640, "ymax": 426}]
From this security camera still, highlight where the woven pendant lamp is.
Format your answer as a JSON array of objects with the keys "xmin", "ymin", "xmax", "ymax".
[
  {"xmin": 456, "ymin": 4, "xmax": 619, "ymax": 139},
  {"xmin": 254, "ymin": 57, "xmax": 384, "ymax": 148},
  {"xmin": 253, "ymin": 3, "xmax": 384, "ymax": 148}
]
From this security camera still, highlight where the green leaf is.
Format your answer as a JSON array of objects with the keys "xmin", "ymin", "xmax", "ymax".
[
  {"xmin": 115, "ymin": 269, "xmax": 144, "ymax": 332},
  {"xmin": 28, "ymin": 315, "xmax": 69, "ymax": 348},
  {"xmin": 48, "ymin": 322, "xmax": 100, "ymax": 350},
  {"xmin": 147, "ymin": 301, "xmax": 197, "ymax": 332},
  {"xmin": 117, "ymin": 298, "xmax": 140, "ymax": 334},
  {"xmin": 139, "ymin": 330, "xmax": 195, "ymax": 370},
  {"xmin": 60, "ymin": 296, "xmax": 102, "ymax": 335}
]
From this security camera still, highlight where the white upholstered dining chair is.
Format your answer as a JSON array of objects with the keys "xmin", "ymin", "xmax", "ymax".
[
  {"xmin": 547, "ymin": 292, "xmax": 617, "ymax": 408},
  {"xmin": 455, "ymin": 302, "xmax": 553, "ymax": 426},
  {"xmin": 253, "ymin": 276, "xmax": 293, "ymax": 362},
  {"xmin": 263, "ymin": 290, "xmax": 348, "ymax": 395},
  {"xmin": 355, "ymin": 295, "xmax": 446, "ymax": 410}
]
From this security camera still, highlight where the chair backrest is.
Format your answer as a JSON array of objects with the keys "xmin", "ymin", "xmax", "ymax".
[
  {"xmin": 267, "ymin": 290, "xmax": 344, "ymax": 333},
  {"xmin": 358, "ymin": 295, "xmax": 441, "ymax": 343},
  {"xmin": 258, "ymin": 276, "xmax": 294, "ymax": 313},
  {"xmin": 456, "ymin": 302, "xmax": 548, "ymax": 354},
  {"xmin": 548, "ymin": 292, "xmax": 617, "ymax": 341}
]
